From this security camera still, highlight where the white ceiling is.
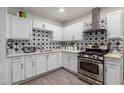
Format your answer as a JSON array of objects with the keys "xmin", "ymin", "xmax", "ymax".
[{"xmin": 20, "ymin": 7, "xmax": 94, "ymax": 23}]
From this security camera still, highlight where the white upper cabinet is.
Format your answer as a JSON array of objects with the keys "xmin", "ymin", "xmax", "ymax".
[
  {"xmin": 33, "ymin": 20, "xmax": 44, "ymax": 29},
  {"xmin": 33, "ymin": 20, "xmax": 63, "ymax": 41},
  {"xmin": 107, "ymin": 10, "xmax": 123, "ymax": 39},
  {"xmin": 51, "ymin": 25, "xmax": 63, "ymax": 41},
  {"xmin": 63, "ymin": 22, "xmax": 84, "ymax": 41},
  {"xmin": 7, "ymin": 14, "xmax": 32, "ymax": 40}
]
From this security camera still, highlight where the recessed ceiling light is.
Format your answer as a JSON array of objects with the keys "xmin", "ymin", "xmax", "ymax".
[{"xmin": 59, "ymin": 8, "xmax": 64, "ymax": 12}]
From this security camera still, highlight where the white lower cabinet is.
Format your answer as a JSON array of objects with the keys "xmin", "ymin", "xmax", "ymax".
[
  {"xmin": 105, "ymin": 64, "xmax": 121, "ymax": 85},
  {"xmin": 105, "ymin": 57, "xmax": 123, "ymax": 85},
  {"xmin": 8, "ymin": 51, "xmax": 78, "ymax": 84},
  {"xmin": 25, "ymin": 55, "xmax": 35, "ymax": 79},
  {"xmin": 69, "ymin": 57, "xmax": 77, "ymax": 73},
  {"xmin": 62, "ymin": 54, "xmax": 69, "ymax": 69},
  {"xmin": 25, "ymin": 60, "xmax": 35, "ymax": 79},
  {"xmin": 12, "ymin": 61, "xmax": 25, "ymax": 83},
  {"xmin": 62, "ymin": 52, "xmax": 78, "ymax": 73},
  {"xmin": 48, "ymin": 53, "xmax": 58, "ymax": 71},
  {"xmin": 57, "ymin": 52, "xmax": 62, "ymax": 67},
  {"xmin": 36, "ymin": 54, "xmax": 47, "ymax": 75}
]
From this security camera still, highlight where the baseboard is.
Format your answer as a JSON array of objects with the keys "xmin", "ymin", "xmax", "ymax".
[{"xmin": 62, "ymin": 67, "xmax": 78, "ymax": 75}]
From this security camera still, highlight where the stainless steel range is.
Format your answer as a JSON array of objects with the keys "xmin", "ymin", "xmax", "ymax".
[{"xmin": 77, "ymin": 46, "xmax": 109, "ymax": 85}]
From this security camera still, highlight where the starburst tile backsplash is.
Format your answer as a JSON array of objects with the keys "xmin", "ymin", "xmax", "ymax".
[{"xmin": 7, "ymin": 29, "xmax": 123, "ymax": 55}]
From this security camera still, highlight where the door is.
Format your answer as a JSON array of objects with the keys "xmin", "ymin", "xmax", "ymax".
[
  {"xmin": 57, "ymin": 52, "xmax": 62, "ymax": 67},
  {"xmin": 11, "ymin": 15, "xmax": 32, "ymax": 39},
  {"xmin": 79, "ymin": 58, "xmax": 103, "ymax": 82},
  {"xmin": 62, "ymin": 54, "xmax": 69, "ymax": 69},
  {"xmin": 63, "ymin": 26, "xmax": 73, "ymax": 41},
  {"xmin": 52, "ymin": 26, "xmax": 63, "ymax": 41},
  {"xmin": 107, "ymin": 10, "xmax": 122, "ymax": 38},
  {"xmin": 69, "ymin": 58, "xmax": 77, "ymax": 73},
  {"xmin": 25, "ymin": 60, "xmax": 35, "ymax": 79},
  {"xmin": 63, "ymin": 22, "xmax": 84, "ymax": 41},
  {"xmin": 36, "ymin": 54, "xmax": 47, "ymax": 75},
  {"xmin": 33, "ymin": 20, "xmax": 43, "ymax": 28},
  {"xmin": 106, "ymin": 64, "xmax": 120, "ymax": 85},
  {"xmin": 72, "ymin": 22, "xmax": 84, "ymax": 40},
  {"xmin": 48, "ymin": 53, "xmax": 58, "ymax": 71},
  {"xmin": 12, "ymin": 62, "xmax": 25, "ymax": 83}
]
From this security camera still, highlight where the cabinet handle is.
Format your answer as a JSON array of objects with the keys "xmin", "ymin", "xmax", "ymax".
[
  {"xmin": 21, "ymin": 64, "xmax": 23, "ymax": 69},
  {"xmin": 33, "ymin": 61, "xmax": 35, "ymax": 66}
]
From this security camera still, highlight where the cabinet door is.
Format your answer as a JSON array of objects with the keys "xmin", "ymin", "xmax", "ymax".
[
  {"xmin": 63, "ymin": 22, "xmax": 84, "ymax": 41},
  {"xmin": 107, "ymin": 10, "xmax": 122, "ymax": 38},
  {"xmin": 69, "ymin": 58, "xmax": 77, "ymax": 73},
  {"xmin": 36, "ymin": 54, "xmax": 47, "ymax": 75},
  {"xmin": 72, "ymin": 22, "xmax": 84, "ymax": 40},
  {"xmin": 52, "ymin": 26, "xmax": 63, "ymax": 41},
  {"xmin": 62, "ymin": 54, "xmax": 69, "ymax": 69},
  {"xmin": 12, "ymin": 62, "xmax": 25, "ymax": 83},
  {"xmin": 25, "ymin": 60, "xmax": 35, "ymax": 79},
  {"xmin": 33, "ymin": 20, "xmax": 43, "ymax": 28},
  {"xmin": 57, "ymin": 52, "xmax": 62, "ymax": 67},
  {"xmin": 106, "ymin": 64, "xmax": 121, "ymax": 85},
  {"xmin": 48, "ymin": 53, "xmax": 58, "ymax": 71},
  {"xmin": 11, "ymin": 15, "xmax": 32, "ymax": 39},
  {"xmin": 63, "ymin": 26, "xmax": 73, "ymax": 41}
]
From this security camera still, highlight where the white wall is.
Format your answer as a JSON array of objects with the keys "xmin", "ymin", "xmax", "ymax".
[
  {"xmin": 0, "ymin": 8, "xmax": 7, "ymax": 84},
  {"xmin": 8, "ymin": 7, "xmax": 124, "ymax": 27},
  {"xmin": 64, "ymin": 7, "xmax": 124, "ymax": 26},
  {"xmin": 8, "ymin": 7, "xmax": 63, "ymax": 27}
]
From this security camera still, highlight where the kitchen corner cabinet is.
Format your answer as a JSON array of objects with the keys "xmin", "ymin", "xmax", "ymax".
[
  {"xmin": 48, "ymin": 53, "xmax": 58, "ymax": 71},
  {"xmin": 7, "ymin": 14, "xmax": 32, "ymax": 40},
  {"xmin": 105, "ymin": 57, "xmax": 123, "ymax": 85},
  {"xmin": 62, "ymin": 52, "xmax": 78, "ymax": 73},
  {"xmin": 63, "ymin": 22, "xmax": 84, "ymax": 41},
  {"xmin": 107, "ymin": 10, "xmax": 123, "ymax": 39},
  {"xmin": 35, "ymin": 54, "xmax": 47, "ymax": 75}
]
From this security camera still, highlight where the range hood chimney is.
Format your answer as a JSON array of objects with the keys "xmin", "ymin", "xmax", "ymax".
[{"xmin": 92, "ymin": 7, "xmax": 100, "ymax": 30}]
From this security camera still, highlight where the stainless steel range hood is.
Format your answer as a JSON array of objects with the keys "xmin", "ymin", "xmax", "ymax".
[
  {"xmin": 91, "ymin": 7, "xmax": 100, "ymax": 30},
  {"xmin": 92, "ymin": 7, "xmax": 100, "ymax": 30}
]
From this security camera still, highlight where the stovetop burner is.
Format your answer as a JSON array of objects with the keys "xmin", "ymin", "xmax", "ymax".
[{"xmin": 78, "ymin": 48, "xmax": 109, "ymax": 61}]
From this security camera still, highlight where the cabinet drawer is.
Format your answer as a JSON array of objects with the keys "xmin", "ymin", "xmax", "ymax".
[
  {"xmin": 105, "ymin": 58, "xmax": 121, "ymax": 66},
  {"xmin": 26, "ymin": 55, "xmax": 35, "ymax": 61},
  {"xmin": 12, "ymin": 56, "xmax": 25, "ymax": 63}
]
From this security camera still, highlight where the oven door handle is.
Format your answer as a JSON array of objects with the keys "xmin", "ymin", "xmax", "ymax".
[{"xmin": 78, "ymin": 57, "xmax": 103, "ymax": 64}]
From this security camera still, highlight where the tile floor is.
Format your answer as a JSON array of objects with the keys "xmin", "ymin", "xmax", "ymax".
[{"xmin": 22, "ymin": 69, "xmax": 89, "ymax": 85}]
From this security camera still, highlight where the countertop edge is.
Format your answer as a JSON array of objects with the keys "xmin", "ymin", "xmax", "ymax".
[{"xmin": 6, "ymin": 50, "xmax": 81, "ymax": 58}]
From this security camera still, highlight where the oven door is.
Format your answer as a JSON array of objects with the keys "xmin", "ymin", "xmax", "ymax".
[{"xmin": 78, "ymin": 57, "xmax": 103, "ymax": 82}]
